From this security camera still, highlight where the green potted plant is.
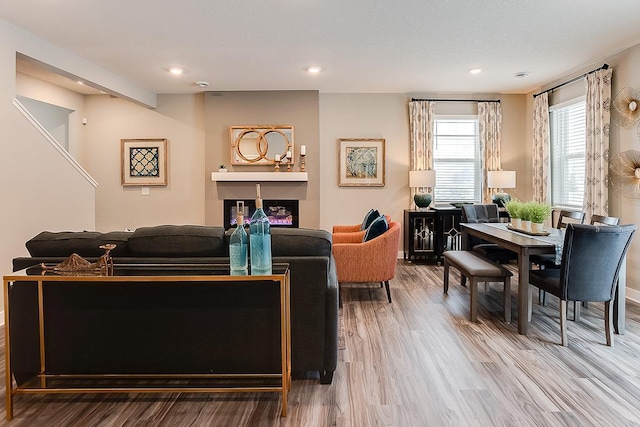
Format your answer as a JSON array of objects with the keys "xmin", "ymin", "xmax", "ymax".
[
  {"xmin": 218, "ymin": 164, "xmax": 228, "ymax": 173},
  {"xmin": 528, "ymin": 202, "xmax": 552, "ymax": 233},
  {"xmin": 504, "ymin": 199, "xmax": 522, "ymax": 229},
  {"xmin": 519, "ymin": 201, "xmax": 533, "ymax": 232}
]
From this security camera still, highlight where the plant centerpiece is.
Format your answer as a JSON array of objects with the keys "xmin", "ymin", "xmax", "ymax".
[
  {"xmin": 504, "ymin": 199, "xmax": 523, "ymax": 229},
  {"xmin": 519, "ymin": 201, "xmax": 533, "ymax": 232},
  {"xmin": 218, "ymin": 164, "xmax": 228, "ymax": 173},
  {"xmin": 528, "ymin": 201, "xmax": 552, "ymax": 233}
]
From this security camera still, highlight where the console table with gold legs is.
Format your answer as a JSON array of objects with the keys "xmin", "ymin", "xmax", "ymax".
[{"xmin": 3, "ymin": 263, "xmax": 291, "ymax": 420}]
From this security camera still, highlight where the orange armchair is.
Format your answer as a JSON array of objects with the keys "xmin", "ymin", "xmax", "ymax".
[{"xmin": 332, "ymin": 221, "xmax": 401, "ymax": 303}]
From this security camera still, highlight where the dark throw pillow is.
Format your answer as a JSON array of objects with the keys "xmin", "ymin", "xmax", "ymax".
[
  {"xmin": 360, "ymin": 209, "xmax": 380, "ymax": 230},
  {"xmin": 363, "ymin": 215, "xmax": 388, "ymax": 242}
]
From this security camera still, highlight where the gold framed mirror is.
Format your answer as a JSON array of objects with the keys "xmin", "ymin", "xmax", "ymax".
[{"xmin": 230, "ymin": 125, "xmax": 294, "ymax": 165}]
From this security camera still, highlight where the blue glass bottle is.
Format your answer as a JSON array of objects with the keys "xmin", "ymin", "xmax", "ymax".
[
  {"xmin": 229, "ymin": 202, "xmax": 248, "ymax": 275},
  {"xmin": 249, "ymin": 184, "xmax": 272, "ymax": 275}
]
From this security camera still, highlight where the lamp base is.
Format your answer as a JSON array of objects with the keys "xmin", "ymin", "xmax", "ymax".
[
  {"xmin": 492, "ymin": 192, "xmax": 511, "ymax": 208},
  {"xmin": 414, "ymin": 193, "xmax": 432, "ymax": 208}
]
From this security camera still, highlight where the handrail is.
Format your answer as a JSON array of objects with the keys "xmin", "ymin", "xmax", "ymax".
[{"xmin": 13, "ymin": 98, "xmax": 98, "ymax": 187}]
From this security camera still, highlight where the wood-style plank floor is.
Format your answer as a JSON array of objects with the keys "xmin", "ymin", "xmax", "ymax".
[{"xmin": 2, "ymin": 260, "xmax": 640, "ymax": 426}]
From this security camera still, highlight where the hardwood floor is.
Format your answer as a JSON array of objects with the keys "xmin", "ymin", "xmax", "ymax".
[{"xmin": 2, "ymin": 260, "xmax": 640, "ymax": 426}]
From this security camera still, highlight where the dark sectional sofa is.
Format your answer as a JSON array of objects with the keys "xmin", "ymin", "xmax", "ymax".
[{"xmin": 10, "ymin": 225, "xmax": 338, "ymax": 385}]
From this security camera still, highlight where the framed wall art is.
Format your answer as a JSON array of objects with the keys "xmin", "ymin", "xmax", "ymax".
[
  {"xmin": 121, "ymin": 138, "xmax": 168, "ymax": 186},
  {"xmin": 338, "ymin": 138, "xmax": 385, "ymax": 187}
]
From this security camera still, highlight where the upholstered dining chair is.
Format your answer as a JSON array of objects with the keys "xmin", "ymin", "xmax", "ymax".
[
  {"xmin": 536, "ymin": 212, "xmax": 616, "ymax": 308},
  {"xmin": 332, "ymin": 221, "xmax": 401, "ymax": 304},
  {"xmin": 462, "ymin": 204, "xmax": 517, "ymax": 263},
  {"xmin": 528, "ymin": 223, "xmax": 635, "ymax": 346}
]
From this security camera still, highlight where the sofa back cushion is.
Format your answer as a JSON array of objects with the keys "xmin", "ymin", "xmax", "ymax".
[
  {"xmin": 270, "ymin": 228, "xmax": 332, "ymax": 257},
  {"xmin": 128, "ymin": 225, "xmax": 226, "ymax": 257},
  {"xmin": 26, "ymin": 231, "xmax": 132, "ymax": 257}
]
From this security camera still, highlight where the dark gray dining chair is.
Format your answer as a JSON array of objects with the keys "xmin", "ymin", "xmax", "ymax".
[
  {"xmin": 462, "ymin": 204, "xmax": 517, "ymax": 263},
  {"xmin": 528, "ymin": 223, "xmax": 635, "ymax": 346}
]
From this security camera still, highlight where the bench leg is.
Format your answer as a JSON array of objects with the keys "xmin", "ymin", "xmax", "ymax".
[
  {"xmin": 503, "ymin": 277, "xmax": 511, "ymax": 324},
  {"xmin": 443, "ymin": 260, "xmax": 450, "ymax": 294},
  {"xmin": 470, "ymin": 278, "xmax": 478, "ymax": 322}
]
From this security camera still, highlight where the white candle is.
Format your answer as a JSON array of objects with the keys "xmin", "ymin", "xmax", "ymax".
[
  {"xmin": 286, "ymin": 151, "xmax": 292, "ymax": 159},
  {"xmin": 300, "ymin": 145, "xmax": 306, "ymax": 155},
  {"xmin": 275, "ymin": 154, "xmax": 281, "ymax": 161}
]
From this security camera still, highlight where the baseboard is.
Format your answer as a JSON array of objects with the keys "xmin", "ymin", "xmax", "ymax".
[{"xmin": 627, "ymin": 287, "xmax": 640, "ymax": 305}]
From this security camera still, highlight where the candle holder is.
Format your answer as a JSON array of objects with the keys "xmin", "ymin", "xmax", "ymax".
[
  {"xmin": 300, "ymin": 154, "xmax": 306, "ymax": 172},
  {"xmin": 286, "ymin": 153, "xmax": 292, "ymax": 172},
  {"xmin": 274, "ymin": 161, "xmax": 280, "ymax": 172}
]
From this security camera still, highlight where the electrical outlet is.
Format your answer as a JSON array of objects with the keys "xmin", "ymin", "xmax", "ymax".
[{"xmin": 141, "ymin": 187, "xmax": 150, "ymax": 196}]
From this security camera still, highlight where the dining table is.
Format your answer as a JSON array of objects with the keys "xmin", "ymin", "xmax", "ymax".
[{"xmin": 461, "ymin": 222, "xmax": 627, "ymax": 335}]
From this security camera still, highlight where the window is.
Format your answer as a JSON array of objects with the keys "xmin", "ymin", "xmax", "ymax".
[
  {"xmin": 550, "ymin": 98, "xmax": 586, "ymax": 209},
  {"xmin": 432, "ymin": 117, "xmax": 481, "ymax": 203}
]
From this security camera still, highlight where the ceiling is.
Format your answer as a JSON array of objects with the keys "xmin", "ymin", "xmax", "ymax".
[{"xmin": 4, "ymin": 1, "xmax": 640, "ymax": 96}]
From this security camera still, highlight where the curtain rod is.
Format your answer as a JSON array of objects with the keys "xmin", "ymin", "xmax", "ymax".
[
  {"xmin": 411, "ymin": 98, "xmax": 500, "ymax": 103},
  {"xmin": 533, "ymin": 63, "xmax": 609, "ymax": 98}
]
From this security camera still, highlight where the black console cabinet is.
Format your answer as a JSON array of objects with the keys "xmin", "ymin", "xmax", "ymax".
[{"xmin": 403, "ymin": 207, "xmax": 463, "ymax": 262}]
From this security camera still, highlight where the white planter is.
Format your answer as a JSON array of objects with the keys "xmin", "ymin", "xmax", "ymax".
[
  {"xmin": 521, "ymin": 220, "xmax": 532, "ymax": 232},
  {"xmin": 511, "ymin": 218, "xmax": 522, "ymax": 229},
  {"xmin": 531, "ymin": 222, "xmax": 544, "ymax": 233},
  {"xmin": 218, "ymin": 168, "xmax": 228, "ymax": 173}
]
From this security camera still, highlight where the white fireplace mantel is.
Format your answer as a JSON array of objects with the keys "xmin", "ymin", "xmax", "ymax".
[{"xmin": 211, "ymin": 171, "xmax": 308, "ymax": 182}]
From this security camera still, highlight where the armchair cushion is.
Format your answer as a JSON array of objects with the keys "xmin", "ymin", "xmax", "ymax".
[
  {"xmin": 363, "ymin": 215, "xmax": 388, "ymax": 242},
  {"xmin": 361, "ymin": 209, "xmax": 380, "ymax": 230}
]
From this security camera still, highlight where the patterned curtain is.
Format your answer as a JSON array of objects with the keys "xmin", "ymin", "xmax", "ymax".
[
  {"xmin": 584, "ymin": 68, "xmax": 612, "ymax": 217},
  {"xmin": 532, "ymin": 92, "xmax": 550, "ymax": 202},
  {"xmin": 409, "ymin": 100, "xmax": 435, "ymax": 206},
  {"xmin": 478, "ymin": 102, "xmax": 502, "ymax": 203}
]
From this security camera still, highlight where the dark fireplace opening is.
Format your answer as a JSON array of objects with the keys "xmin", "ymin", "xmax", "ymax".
[{"xmin": 223, "ymin": 199, "xmax": 299, "ymax": 229}]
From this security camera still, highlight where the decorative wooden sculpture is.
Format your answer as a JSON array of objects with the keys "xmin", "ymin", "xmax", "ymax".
[{"xmin": 41, "ymin": 244, "xmax": 116, "ymax": 275}]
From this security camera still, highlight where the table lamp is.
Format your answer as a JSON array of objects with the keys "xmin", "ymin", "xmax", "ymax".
[
  {"xmin": 487, "ymin": 170, "xmax": 516, "ymax": 207},
  {"xmin": 409, "ymin": 170, "xmax": 436, "ymax": 208}
]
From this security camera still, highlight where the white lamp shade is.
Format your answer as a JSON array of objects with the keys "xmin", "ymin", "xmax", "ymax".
[
  {"xmin": 409, "ymin": 170, "xmax": 436, "ymax": 188},
  {"xmin": 487, "ymin": 170, "xmax": 516, "ymax": 189}
]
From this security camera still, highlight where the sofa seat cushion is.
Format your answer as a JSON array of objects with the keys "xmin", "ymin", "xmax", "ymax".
[
  {"xmin": 26, "ymin": 231, "xmax": 132, "ymax": 257},
  {"xmin": 270, "ymin": 228, "xmax": 332, "ymax": 257},
  {"xmin": 128, "ymin": 225, "xmax": 226, "ymax": 257}
]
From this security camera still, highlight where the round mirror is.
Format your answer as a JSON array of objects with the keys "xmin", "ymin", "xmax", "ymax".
[{"xmin": 230, "ymin": 126, "xmax": 294, "ymax": 164}]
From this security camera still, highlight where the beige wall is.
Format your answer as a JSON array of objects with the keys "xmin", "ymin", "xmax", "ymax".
[
  {"xmin": 319, "ymin": 93, "xmax": 410, "ymax": 236},
  {"xmin": 83, "ymin": 94, "xmax": 206, "ymax": 230},
  {"xmin": 319, "ymin": 93, "xmax": 529, "ymax": 251},
  {"xmin": 204, "ymin": 91, "xmax": 320, "ymax": 228},
  {"xmin": 603, "ymin": 45, "xmax": 640, "ymax": 298}
]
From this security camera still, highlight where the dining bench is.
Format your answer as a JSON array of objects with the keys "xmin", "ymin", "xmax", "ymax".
[{"xmin": 443, "ymin": 250, "xmax": 512, "ymax": 323}]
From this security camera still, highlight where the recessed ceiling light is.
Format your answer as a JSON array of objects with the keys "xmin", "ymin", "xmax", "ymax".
[
  {"xmin": 169, "ymin": 67, "xmax": 184, "ymax": 75},
  {"xmin": 307, "ymin": 66, "xmax": 322, "ymax": 74},
  {"xmin": 195, "ymin": 81, "xmax": 209, "ymax": 88},
  {"xmin": 469, "ymin": 68, "xmax": 482, "ymax": 74},
  {"xmin": 514, "ymin": 71, "xmax": 529, "ymax": 78},
  {"xmin": 77, "ymin": 81, "xmax": 84, "ymax": 85}
]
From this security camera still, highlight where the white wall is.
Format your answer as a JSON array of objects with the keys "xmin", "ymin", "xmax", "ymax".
[
  {"xmin": 0, "ymin": 18, "xmax": 156, "ymax": 316},
  {"xmin": 16, "ymin": 72, "xmax": 86, "ymax": 159}
]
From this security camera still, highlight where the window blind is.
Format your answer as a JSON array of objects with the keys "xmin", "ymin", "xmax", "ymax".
[
  {"xmin": 550, "ymin": 99, "xmax": 586, "ymax": 208},
  {"xmin": 432, "ymin": 118, "xmax": 480, "ymax": 203}
]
